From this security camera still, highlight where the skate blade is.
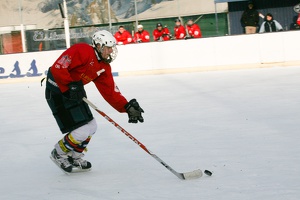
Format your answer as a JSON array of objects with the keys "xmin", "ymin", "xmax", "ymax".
[{"xmin": 71, "ymin": 167, "xmax": 92, "ymax": 173}]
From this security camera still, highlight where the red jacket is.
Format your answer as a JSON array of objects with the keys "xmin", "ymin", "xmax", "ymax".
[
  {"xmin": 114, "ymin": 31, "xmax": 133, "ymax": 45},
  {"xmin": 297, "ymin": 13, "xmax": 300, "ymax": 25},
  {"xmin": 50, "ymin": 43, "xmax": 128, "ymax": 112},
  {"xmin": 186, "ymin": 24, "xmax": 202, "ymax": 38},
  {"xmin": 174, "ymin": 25, "xmax": 186, "ymax": 39},
  {"xmin": 133, "ymin": 30, "xmax": 150, "ymax": 43},
  {"xmin": 153, "ymin": 28, "xmax": 171, "ymax": 41}
]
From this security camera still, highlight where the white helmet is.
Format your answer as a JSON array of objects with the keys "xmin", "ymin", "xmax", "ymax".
[
  {"xmin": 92, "ymin": 30, "xmax": 116, "ymax": 48},
  {"xmin": 92, "ymin": 30, "xmax": 117, "ymax": 63}
]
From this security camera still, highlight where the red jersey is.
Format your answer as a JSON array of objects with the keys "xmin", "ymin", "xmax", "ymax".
[
  {"xmin": 114, "ymin": 31, "xmax": 133, "ymax": 45},
  {"xmin": 297, "ymin": 13, "xmax": 300, "ymax": 25},
  {"xmin": 174, "ymin": 25, "xmax": 186, "ymax": 39},
  {"xmin": 133, "ymin": 30, "xmax": 150, "ymax": 43},
  {"xmin": 186, "ymin": 24, "xmax": 202, "ymax": 38},
  {"xmin": 153, "ymin": 27, "xmax": 171, "ymax": 41},
  {"xmin": 50, "ymin": 43, "xmax": 127, "ymax": 112}
]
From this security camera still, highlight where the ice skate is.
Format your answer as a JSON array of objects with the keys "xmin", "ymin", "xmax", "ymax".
[
  {"xmin": 50, "ymin": 149, "xmax": 73, "ymax": 174},
  {"xmin": 70, "ymin": 152, "xmax": 92, "ymax": 172}
]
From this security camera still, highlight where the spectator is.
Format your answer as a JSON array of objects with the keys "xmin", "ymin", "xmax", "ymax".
[
  {"xmin": 133, "ymin": 25, "xmax": 150, "ymax": 43},
  {"xmin": 153, "ymin": 23, "xmax": 171, "ymax": 41},
  {"xmin": 114, "ymin": 26, "xmax": 133, "ymax": 45},
  {"xmin": 259, "ymin": 13, "xmax": 283, "ymax": 33},
  {"xmin": 185, "ymin": 19, "xmax": 202, "ymax": 39},
  {"xmin": 240, "ymin": 1, "xmax": 259, "ymax": 34},
  {"xmin": 174, "ymin": 19, "xmax": 186, "ymax": 39},
  {"xmin": 290, "ymin": 14, "xmax": 300, "ymax": 30}
]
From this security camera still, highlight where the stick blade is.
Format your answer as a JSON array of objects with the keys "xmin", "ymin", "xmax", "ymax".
[{"xmin": 183, "ymin": 169, "xmax": 203, "ymax": 180}]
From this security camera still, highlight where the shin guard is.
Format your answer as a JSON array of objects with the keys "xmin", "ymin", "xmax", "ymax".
[{"xmin": 58, "ymin": 133, "xmax": 92, "ymax": 154}]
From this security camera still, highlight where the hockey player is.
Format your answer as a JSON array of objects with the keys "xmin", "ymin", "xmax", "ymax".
[
  {"xmin": 153, "ymin": 23, "xmax": 171, "ymax": 41},
  {"xmin": 186, "ymin": 19, "xmax": 202, "ymax": 39},
  {"xmin": 174, "ymin": 19, "xmax": 186, "ymax": 40},
  {"xmin": 114, "ymin": 26, "xmax": 133, "ymax": 45},
  {"xmin": 133, "ymin": 24, "xmax": 150, "ymax": 43},
  {"xmin": 46, "ymin": 30, "xmax": 144, "ymax": 173}
]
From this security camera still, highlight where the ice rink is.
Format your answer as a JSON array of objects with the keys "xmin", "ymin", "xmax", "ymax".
[{"xmin": 1, "ymin": 66, "xmax": 300, "ymax": 200}]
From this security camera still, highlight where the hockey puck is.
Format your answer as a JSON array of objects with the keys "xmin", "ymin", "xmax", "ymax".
[{"xmin": 204, "ymin": 170, "xmax": 212, "ymax": 176}]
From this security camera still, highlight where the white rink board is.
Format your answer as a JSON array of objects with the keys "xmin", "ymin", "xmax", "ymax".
[{"xmin": 0, "ymin": 31, "xmax": 300, "ymax": 82}]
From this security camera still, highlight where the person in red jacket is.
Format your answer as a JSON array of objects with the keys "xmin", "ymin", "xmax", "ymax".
[
  {"xmin": 46, "ymin": 30, "xmax": 144, "ymax": 173},
  {"xmin": 153, "ymin": 23, "xmax": 171, "ymax": 41},
  {"xmin": 133, "ymin": 24, "xmax": 150, "ymax": 43},
  {"xmin": 186, "ymin": 19, "xmax": 202, "ymax": 39},
  {"xmin": 174, "ymin": 18, "xmax": 186, "ymax": 40},
  {"xmin": 114, "ymin": 26, "xmax": 133, "ymax": 45}
]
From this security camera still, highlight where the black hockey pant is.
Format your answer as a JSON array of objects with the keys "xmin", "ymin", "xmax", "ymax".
[{"xmin": 45, "ymin": 88, "xmax": 93, "ymax": 134}]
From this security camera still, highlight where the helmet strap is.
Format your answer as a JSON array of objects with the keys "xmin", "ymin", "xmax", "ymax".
[{"xmin": 94, "ymin": 48, "xmax": 102, "ymax": 61}]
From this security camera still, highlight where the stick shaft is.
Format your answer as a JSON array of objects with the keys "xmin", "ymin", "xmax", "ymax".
[{"xmin": 83, "ymin": 97, "xmax": 185, "ymax": 179}]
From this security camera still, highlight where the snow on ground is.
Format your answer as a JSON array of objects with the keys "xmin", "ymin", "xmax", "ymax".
[{"xmin": 1, "ymin": 66, "xmax": 300, "ymax": 200}]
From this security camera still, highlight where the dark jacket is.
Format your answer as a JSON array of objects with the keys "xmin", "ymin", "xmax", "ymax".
[
  {"xmin": 241, "ymin": 8, "xmax": 259, "ymax": 27},
  {"xmin": 259, "ymin": 19, "xmax": 283, "ymax": 33}
]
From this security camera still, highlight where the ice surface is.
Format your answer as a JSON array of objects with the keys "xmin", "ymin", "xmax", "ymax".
[{"xmin": 1, "ymin": 66, "xmax": 300, "ymax": 200}]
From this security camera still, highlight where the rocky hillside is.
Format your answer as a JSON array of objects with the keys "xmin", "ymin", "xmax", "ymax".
[{"xmin": 0, "ymin": 0, "xmax": 227, "ymax": 29}]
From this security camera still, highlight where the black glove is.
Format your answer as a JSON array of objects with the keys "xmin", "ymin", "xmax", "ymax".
[
  {"xmin": 67, "ymin": 81, "xmax": 86, "ymax": 103},
  {"xmin": 124, "ymin": 99, "xmax": 144, "ymax": 123}
]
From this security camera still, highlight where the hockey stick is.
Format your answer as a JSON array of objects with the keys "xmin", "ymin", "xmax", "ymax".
[{"xmin": 83, "ymin": 97, "xmax": 203, "ymax": 180}]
